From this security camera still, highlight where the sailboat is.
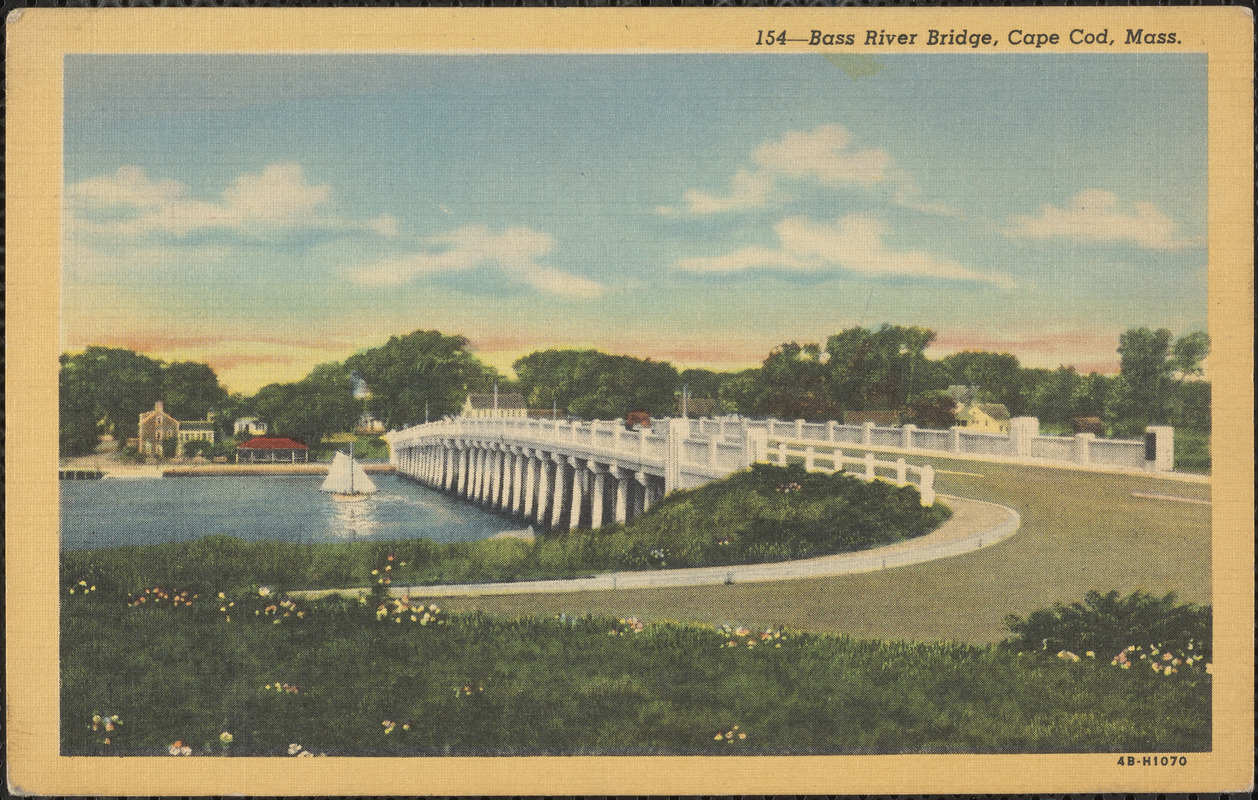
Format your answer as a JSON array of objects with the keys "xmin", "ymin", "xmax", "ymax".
[{"xmin": 320, "ymin": 444, "xmax": 377, "ymax": 502}]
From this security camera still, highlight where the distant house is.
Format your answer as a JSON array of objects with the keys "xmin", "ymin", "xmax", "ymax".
[
  {"xmin": 177, "ymin": 421, "xmax": 216, "ymax": 453},
  {"xmin": 955, "ymin": 402, "xmax": 1011, "ymax": 434},
  {"xmin": 355, "ymin": 414, "xmax": 386, "ymax": 434},
  {"xmin": 460, "ymin": 392, "xmax": 528, "ymax": 419},
  {"xmin": 137, "ymin": 401, "xmax": 215, "ymax": 457},
  {"xmin": 234, "ymin": 417, "xmax": 268, "ymax": 437},
  {"xmin": 236, "ymin": 437, "xmax": 309, "ymax": 463},
  {"xmin": 945, "ymin": 386, "xmax": 1010, "ymax": 433}
]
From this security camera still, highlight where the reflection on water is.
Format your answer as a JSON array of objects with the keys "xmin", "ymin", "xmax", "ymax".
[
  {"xmin": 60, "ymin": 473, "xmax": 518, "ymax": 550},
  {"xmin": 328, "ymin": 497, "xmax": 381, "ymax": 540}
]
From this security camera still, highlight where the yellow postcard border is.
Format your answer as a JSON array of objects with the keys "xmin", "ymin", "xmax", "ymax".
[{"xmin": 6, "ymin": 7, "xmax": 1253, "ymax": 795}]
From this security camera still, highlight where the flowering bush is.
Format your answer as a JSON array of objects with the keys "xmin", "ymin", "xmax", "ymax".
[
  {"xmin": 718, "ymin": 623, "xmax": 786, "ymax": 649},
  {"xmin": 89, "ymin": 713, "xmax": 122, "ymax": 746},
  {"xmin": 1109, "ymin": 642, "xmax": 1209, "ymax": 676},
  {"xmin": 255, "ymin": 596, "xmax": 305, "ymax": 624},
  {"xmin": 608, "ymin": 617, "xmax": 645, "ymax": 636},
  {"xmin": 374, "ymin": 597, "xmax": 446, "ymax": 625},
  {"xmin": 713, "ymin": 724, "xmax": 747, "ymax": 744},
  {"xmin": 263, "ymin": 682, "xmax": 301, "ymax": 694},
  {"xmin": 1004, "ymin": 590, "xmax": 1211, "ymax": 662},
  {"xmin": 127, "ymin": 586, "xmax": 197, "ymax": 608}
]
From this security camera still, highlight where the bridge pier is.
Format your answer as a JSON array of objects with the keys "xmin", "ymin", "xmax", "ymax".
[
  {"xmin": 567, "ymin": 456, "xmax": 584, "ymax": 529},
  {"xmin": 589, "ymin": 464, "xmax": 607, "ymax": 529},
  {"xmin": 614, "ymin": 467, "xmax": 629, "ymax": 524},
  {"xmin": 550, "ymin": 454, "xmax": 567, "ymax": 528}
]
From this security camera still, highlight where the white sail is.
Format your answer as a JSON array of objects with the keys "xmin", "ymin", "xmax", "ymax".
[
  {"xmin": 350, "ymin": 458, "xmax": 377, "ymax": 494},
  {"xmin": 321, "ymin": 451, "xmax": 377, "ymax": 495}
]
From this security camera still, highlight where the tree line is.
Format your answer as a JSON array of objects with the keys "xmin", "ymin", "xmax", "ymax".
[{"xmin": 59, "ymin": 325, "xmax": 1209, "ymax": 457}]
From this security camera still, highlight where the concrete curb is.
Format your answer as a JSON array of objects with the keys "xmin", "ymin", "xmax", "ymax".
[{"xmin": 297, "ymin": 494, "xmax": 1021, "ymax": 600}]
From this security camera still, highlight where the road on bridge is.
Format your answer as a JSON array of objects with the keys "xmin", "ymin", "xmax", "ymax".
[{"xmin": 427, "ymin": 456, "xmax": 1211, "ymax": 644}]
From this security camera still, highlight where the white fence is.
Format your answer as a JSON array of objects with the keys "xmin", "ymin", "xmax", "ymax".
[
  {"xmin": 763, "ymin": 438, "xmax": 936, "ymax": 506},
  {"xmin": 690, "ymin": 416, "xmax": 1173, "ymax": 473}
]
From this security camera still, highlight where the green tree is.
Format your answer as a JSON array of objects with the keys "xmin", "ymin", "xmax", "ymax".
[
  {"xmin": 1070, "ymin": 372, "xmax": 1112, "ymax": 421},
  {"xmin": 161, "ymin": 361, "xmax": 227, "ymax": 422},
  {"xmin": 940, "ymin": 350, "xmax": 1024, "ymax": 413},
  {"xmin": 63, "ymin": 346, "xmax": 164, "ymax": 440},
  {"xmin": 514, "ymin": 349, "xmax": 678, "ymax": 419},
  {"xmin": 717, "ymin": 368, "xmax": 766, "ymax": 417},
  {"xmin": 1116, "ymin": 327, "xmax": 1211, "ymax": 427},
  {"xmin": 906, "ymin": 391, "xmax": 957, "ymax": 430},
  {"xmin": 253, "ymin": 363, "xmax": 362, "ymax": 447},
  {"xmin": 759, "ymin": 342, "xmax": 842, "ymax": 421},
  {"xmin": 1026, "ymin": 366, "xmax": 1081, "ymax": 428},
  {"xmin": 345, "ymin": 330, "xmax": 498, "ymax": 429},
  {"xmin": 825, "ymin": 325, "xmax": 936, "ymax": 411},
  {"xmin": 59, "ymin": 354, "xmax": 101, "ymax": 457}
]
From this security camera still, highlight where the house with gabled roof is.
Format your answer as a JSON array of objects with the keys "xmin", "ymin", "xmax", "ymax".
[
  {"xmin": 461, "ymin": 392, "xmax": 528, "ymax": 419},
  {"xmin": 137, "ymin": 400, "xmax": 216, "ymax": 457}
]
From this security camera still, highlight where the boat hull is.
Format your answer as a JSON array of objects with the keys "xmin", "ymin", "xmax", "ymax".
[{"xmin": 329, "ymin": 492, "xmax": 373, "ymax": 502}]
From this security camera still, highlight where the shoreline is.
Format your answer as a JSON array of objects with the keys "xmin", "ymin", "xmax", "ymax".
[{"xmin": 58, "ymin": 462, "xmax": 396, "ymax": 479}]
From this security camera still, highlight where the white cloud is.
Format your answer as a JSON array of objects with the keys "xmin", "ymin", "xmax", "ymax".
[
  {"xmin": 663, "ymin": 124, "xmax": 894, "ymax": 217},
  {"xmin": 67, "ymin": 164, "xmax": 397, "ymax": 239},
  {"xmin": 678, "ymin": 214, "xmax": 1014, "ymax": 288},
  {"xmin": 354, "ymin": 225, "xmax": 603, "ymax": 298},
  {"xmin": 753, "ymin": 124, "xmax": 891, "ymax": 186},
  {"xmin": 677, "ymin": 244, "xmax": 814, "ymax": 274},
  {"xmin": 1006, "ymin": 190, "xmax": 1201, "ymax": 250},
  {"xmin": 658, "ymin": 169, "xmax": 782, "ymax": 216}
]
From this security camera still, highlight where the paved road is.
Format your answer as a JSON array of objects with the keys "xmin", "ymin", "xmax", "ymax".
[{"xmin": 297, "ymin": 494, "xmax": 1019, "ymax": 600}]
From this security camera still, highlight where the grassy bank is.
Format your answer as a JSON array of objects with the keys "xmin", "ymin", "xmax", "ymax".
[
  {"xmin": 62, "ymin": 464, "xmax": 949, "ymax": 592},
  {"xmin": 1173, "ymin": 427, "xmax": 1211, "ymax": 473},
  {"xmin": 62, "ymin": 584, "xmax": 1210, "ymax": 756}
]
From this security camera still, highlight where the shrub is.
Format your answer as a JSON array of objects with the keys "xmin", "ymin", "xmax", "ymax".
[{"xmin": 1003, "ymin": 590, "xmax": 1211, "ymax": 660}]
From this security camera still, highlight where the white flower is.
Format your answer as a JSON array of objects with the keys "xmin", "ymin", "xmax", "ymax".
[
  {"xmin": 288, "ymin": 743, "xmax": 303, "ymax": 755},
  {"xmin": 259, "ymin": 586, "xmax": 272, "ymax": 597}
]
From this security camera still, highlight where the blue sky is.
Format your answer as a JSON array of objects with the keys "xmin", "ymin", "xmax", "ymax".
[{"xmin": 63, "ymin": 53, "xmax": 1207, "ymax": 393}]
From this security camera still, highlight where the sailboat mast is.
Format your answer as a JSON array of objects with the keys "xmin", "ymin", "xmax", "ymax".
[{"xmin": 349, "ymin": 441, "xmax": 354, "ymax": 493}]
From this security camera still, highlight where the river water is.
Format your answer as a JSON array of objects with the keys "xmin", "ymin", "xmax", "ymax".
[{"xmin": 59, "ymin": 473, "xmax": 520, "ymax": 551}]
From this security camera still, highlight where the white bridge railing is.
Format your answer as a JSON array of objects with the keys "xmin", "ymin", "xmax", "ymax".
[{"xmin": 763, "ymin": 438, "xmax": 936, "ymax": 506}]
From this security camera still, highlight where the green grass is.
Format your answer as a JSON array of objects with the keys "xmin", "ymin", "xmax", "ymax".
[
  {"xmin": 61, "ymin": 587, "xmax": 1210, "ymax": 756},
  {"xmin": 61, "ymin": 464, "xmax": 949, "ymax": 594}
]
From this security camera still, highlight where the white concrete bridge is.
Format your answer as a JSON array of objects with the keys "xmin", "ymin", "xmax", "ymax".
[
  {"xmin": 385, "ymin": 417, "xmax": 757, "ymax": 530},
  {"xmin": 385, "ymin": 416, "xmax": 937, "ymax": 530}
]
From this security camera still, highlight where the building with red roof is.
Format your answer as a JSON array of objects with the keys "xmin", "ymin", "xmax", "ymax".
[{"xmin": 235, "ymin": 436, "xmax": 309, "ymax": 463}]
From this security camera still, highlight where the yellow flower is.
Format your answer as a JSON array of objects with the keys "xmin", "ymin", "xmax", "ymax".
[{"xmin": 219, "ymin": 732, "xmax": 233, "ymax": 744}]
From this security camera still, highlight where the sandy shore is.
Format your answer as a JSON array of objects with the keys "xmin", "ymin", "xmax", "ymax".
[{"xmin": 59, "ymin": 451, "xmax": 394, "ymax": 478}]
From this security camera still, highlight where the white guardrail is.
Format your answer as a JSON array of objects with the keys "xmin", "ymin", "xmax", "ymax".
[{"xmin": 763, "ymin": 438, "xmax": 936, "ymax": 506}]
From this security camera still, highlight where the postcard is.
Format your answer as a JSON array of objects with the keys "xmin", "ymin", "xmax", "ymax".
[{"xmin": 6, "ymin": 5, "xmax": 1253, "ymax": 796}]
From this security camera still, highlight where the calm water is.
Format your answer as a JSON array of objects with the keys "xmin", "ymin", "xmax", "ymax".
[{"xmin": 60, "ymin": 473, "xmax": 521, "ymax": 551}]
